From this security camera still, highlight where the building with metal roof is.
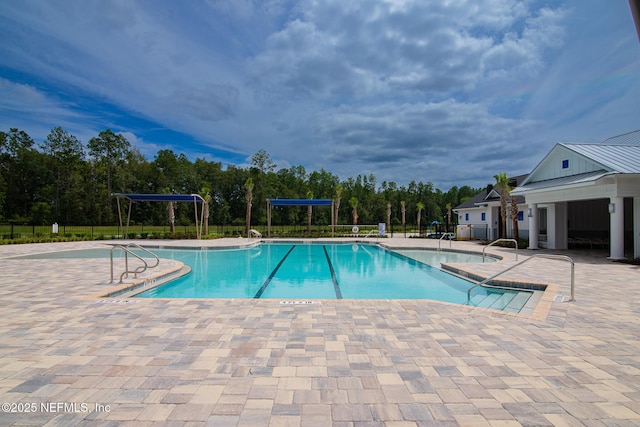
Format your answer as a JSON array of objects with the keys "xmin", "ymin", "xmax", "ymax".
[{"xmin": 511, "ymin": 130, "xmax": 640, "ymax": 259}]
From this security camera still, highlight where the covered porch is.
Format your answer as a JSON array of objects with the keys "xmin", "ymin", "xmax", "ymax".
[{"xmin": 521, "ymin": 175, "xmax": 640, "ymax": 260}]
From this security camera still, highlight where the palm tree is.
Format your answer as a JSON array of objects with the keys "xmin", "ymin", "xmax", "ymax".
[
  {"xmin": 493, "ymin": 172, "xmax": 509, "ymax": 239},
  {"xmin": 244, "ymin": 177, "xmax": 254, "ymax": 237},
  {"xmin": 386, "ymin": 202, "xmax": 391, "ymax": 234},
  {"xmin": 401, "ymin": 200, "xmax": 406, "ymax": 236},
  {"xmin": 167, "ymin": 201, "xmax": 175, "ymax": 235},
  {"xmin": 416, "ymin": 202, "xmax": 424, "ymax": 235},
  {"xmin": 349, "ymin": 196, "xmax": 359, "ymax": 225},
  {"xmin": 333, "ymin": 185, "xmax": 342, "ymax": 232},
  {"xmin": 509, "ymin": 180, "xmax": 519, "ymax": 241},
  {"xmin": 201, "ymin": 187, "xmax": 211, "ymax": 236},
  {"xmin": 445, "ymin": 202, "xmax": 452, "ymax": 233},
  {"xmin": 163, "ymin": 187, "xmax": 175, "ymax": 235},
  {"xmin": 306, "ymin": 190, "xmax": 314, "ymax": 234}
]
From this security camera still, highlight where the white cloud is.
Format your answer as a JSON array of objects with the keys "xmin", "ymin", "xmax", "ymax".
[
  {"xmin": 0, "ymin": 78, "xmax": 90, "ymax": 141},
  {"xmin": 1, "ymin": 0, "xmax": 638, "ymax": 189},
  {"xmin": 248, "ymin": 0, "xmax": 565, "ymax": 101}
]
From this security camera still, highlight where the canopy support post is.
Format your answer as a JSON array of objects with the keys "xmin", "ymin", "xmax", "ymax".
[
  {"xmin": 267, "ymin": 199, "xmax": 272, "ymax": 238},
  {"xmin": 331, "ymin": 200, "xmax": 335, "ymax": 238},
  {"xmin": 199, "ymin": 199, "xmax": 205, "ymax": 239},
  {"xmin": 193, "ymin": 196, "xmax": 200, "ymax": 239},
  {"xmin": 125, "ymin": 200, "xmax": 132, "ymax": 239},
  {"xmin": 115, "ymin": 195, "xmax": 124, "ymax": 238}
]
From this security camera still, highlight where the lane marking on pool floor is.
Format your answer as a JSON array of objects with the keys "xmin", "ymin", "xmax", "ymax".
[
  {"xmin": 323, "ymin": 245, "xmax": 343, "ymax": 299},
  {"xmin": 253, "ymin": 245, "xmax": 296, "ymax": 299}
]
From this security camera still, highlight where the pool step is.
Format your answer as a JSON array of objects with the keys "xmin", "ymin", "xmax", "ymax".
[
  {"xmin": 470, "ymin": 289, "xmax": 532, "ymax": 313},
  {"xmin": 503, "ymin": 292, "xmax": 533, "ymax": 313}
]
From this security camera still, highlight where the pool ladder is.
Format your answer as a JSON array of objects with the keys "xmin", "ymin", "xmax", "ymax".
[
  {"xmin": 110, "ymin": 243, "xmax": 160, "ymax": 283},
  {"xmin": 467, "ymin": 254, "xmax": 575, "ymax": 305}
]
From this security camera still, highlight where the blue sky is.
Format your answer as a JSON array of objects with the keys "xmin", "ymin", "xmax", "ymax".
[{"xmin": 1, "ymin": 1, "xmax": 639, "ymax": 189}]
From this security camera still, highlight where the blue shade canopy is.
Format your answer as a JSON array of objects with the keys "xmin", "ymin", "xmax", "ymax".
[
  {"xmin": 268, "ymin": 199, "xmax": 333, "ymax": 206},
  {"xmin": 113, "ymin": 193, "xmax": 204, "ymax": 203}
]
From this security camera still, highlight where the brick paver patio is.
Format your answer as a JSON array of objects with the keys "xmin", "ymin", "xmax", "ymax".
[{"xmin": 0, "ymin": 238, "xmax": 639, "ymax": 426}]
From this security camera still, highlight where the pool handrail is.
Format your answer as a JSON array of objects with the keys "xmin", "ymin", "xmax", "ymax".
[
  {"xmin": 363, "ymin": 229, "xmax": 378, "ymax": 239},
  {"xmin": 483, "ymin": 238, "xmax": 518, "ymax": 262},
  {"xmin": 438, "ymin": 232, "xmax": 454, "ymax": 251},
  {"xmin": 110, "ymin": 243, "xmax": 160, "ymax": 283},
  {"xmin": 467, "ymin": 253, "xmax": 575, "ymax": 304}
]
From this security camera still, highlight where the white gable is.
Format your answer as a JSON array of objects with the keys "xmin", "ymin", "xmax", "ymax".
[{"xmin": 523, "ymin": 144, "xmax": 610, "ymax": 184}]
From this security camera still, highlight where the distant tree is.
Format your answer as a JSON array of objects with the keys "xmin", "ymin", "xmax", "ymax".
[
  {"xmin": 0, "ymin": 123, "xmax": 500, "ymax": 235},
  {"xmin": 87, "ymin": 129, "xmax": 132, "ymax": 223},
  {"xmin": 40, "ymin": 127, "xmax": 85, "ymax": 223},
  {"xmin": 1, "ymin": 129, "xmax": 47, "ymax": 221},
  {"xmin": 251, "ymin": 149, "xmax": 276, "ymax": 173}
]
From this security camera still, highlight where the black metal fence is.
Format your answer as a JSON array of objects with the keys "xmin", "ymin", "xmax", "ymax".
[{"xmin": 0, "ymin": 223, "xmax": 248, "ymax": 241}]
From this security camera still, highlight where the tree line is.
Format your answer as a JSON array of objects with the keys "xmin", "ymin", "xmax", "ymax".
[{"xmin": 0, "ymin": 127, "xmax": 481, "ymax": 232}]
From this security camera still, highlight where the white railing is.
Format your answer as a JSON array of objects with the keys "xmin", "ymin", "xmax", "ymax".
[
  {"xmin": 467, "ymin": 254, "xmax": 575, "ymax": 303},
  {"xmin": 483, "ymin": 238, "xmax": 518, "ymax": 262},
  {"xmin": 438, "ymin": 232, "xmax": 455, "ymax": 251}
]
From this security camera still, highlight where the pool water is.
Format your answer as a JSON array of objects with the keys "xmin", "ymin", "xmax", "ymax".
[
  {"xmin": 131, "ymin": 243, "xmax": 528, "ymax": 311},
  {"xmin": 11, "ymin": 243, "xmax": 532, "ymax": 311}
]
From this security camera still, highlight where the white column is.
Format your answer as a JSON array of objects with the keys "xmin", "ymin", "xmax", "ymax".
[
  {"xmin": 634, "ymin": 197, "xmax": 639, "ymax": 259},
  {"xmin": 528, "ymin": 203, "xmax": 538, "ymax": 249},
  {"xmin": 555, "ymin": 202, "xmax": 568, "ymax": 250},
  {"xmin": 486, "ymin": 207, "xmax": 494, "ymax": 240},
  {"xmin": 609, "ymin": 196, "xmax": 625, "ymax": 260},
  {"xmin": 547, "ymin": 203, "xmax": 557, "ymax": 249}
]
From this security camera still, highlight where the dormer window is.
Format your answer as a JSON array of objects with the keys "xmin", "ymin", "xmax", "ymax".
[{"xmin": 562, "ymin": 159, "xmax": 569, "ymax": 169}]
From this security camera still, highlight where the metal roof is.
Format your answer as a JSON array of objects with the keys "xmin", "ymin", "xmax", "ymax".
[
  {"xmin": 113, "ymin": 193, "xmax": 205, "ymax": 202},
  {"xmin": 561, "ymin": 143, "xmax": 640, "ymax": 173},
  {"xmin": 268, "ymin": 199, "xmax": 333, "ymax": 206},
  {"xmin": 601, "ymin": 129, "xmax": 640, "ymax": 146},
  {"xmin": 511, "ymin": 171, "xmax": 612, "ymax": 194}
]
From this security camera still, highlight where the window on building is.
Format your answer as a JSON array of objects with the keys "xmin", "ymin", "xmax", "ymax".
[
  {"xmin": 562, "ymin": 159, "xmax": 569, "ymax": 169},
  {"xmin": 465, "ymin": 213, "xmax": 469, "ymax": 221},
  {"xmin": 518, "ymin": 211, "xmax": 524, "ymax": 221},
  {"xmin": 481, "ymin": 212, "xmax": 486, "ymax": 221}
]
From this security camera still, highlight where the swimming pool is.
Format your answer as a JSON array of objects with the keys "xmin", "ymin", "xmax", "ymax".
[
  {"xmin": 125, "ymin": 243, "xmax": 530, "ymax": 312},
  {"xmin": 11, "ymin": 242, "xmax": 532, "ymax": 312}
]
